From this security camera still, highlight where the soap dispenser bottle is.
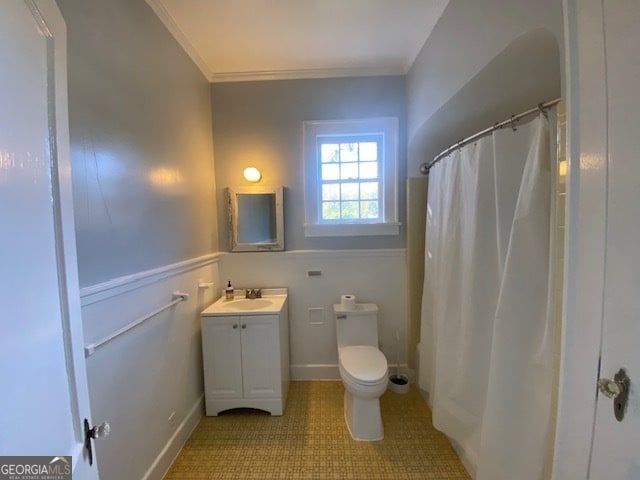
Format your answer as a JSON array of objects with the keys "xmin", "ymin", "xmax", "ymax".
[{"xmin": 225, "ymin": 280, "xmax": 234, "ymax": 300}]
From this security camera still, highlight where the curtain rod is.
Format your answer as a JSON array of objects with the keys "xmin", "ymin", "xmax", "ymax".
[{"xmin": 419, "ymin": 98, "xmax": 562, "ymax": 175}]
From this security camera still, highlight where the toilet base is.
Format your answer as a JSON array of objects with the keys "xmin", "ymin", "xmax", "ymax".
[{"xmin": 343, "ymin": 389, "xmax": 384, "ymax": 441}]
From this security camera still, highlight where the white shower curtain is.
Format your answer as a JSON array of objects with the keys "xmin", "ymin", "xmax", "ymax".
[{"xmin": 419, "ymin": 114, "xmax": 556, "ymax": 479}]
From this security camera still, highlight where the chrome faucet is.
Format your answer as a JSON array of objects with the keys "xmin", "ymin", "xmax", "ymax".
[{"xmin": 245, "ymin": 288, "xmax": 262, "ymax": 299}]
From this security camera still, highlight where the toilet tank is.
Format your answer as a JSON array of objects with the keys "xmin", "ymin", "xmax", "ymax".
[{"xmin": 333, "ymin": 303, "xmax": 379, "ymax": 347}]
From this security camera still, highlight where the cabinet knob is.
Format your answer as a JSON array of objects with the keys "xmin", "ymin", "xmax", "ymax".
[
  {"xmin": 242, "ymin": 324, "xmax": 247, "ymax": 329},
  {"xmin": 232, "ymin": 324, "xmax": 238, "ymax": 329}
]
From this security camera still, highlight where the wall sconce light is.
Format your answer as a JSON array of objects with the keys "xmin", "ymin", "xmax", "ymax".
[{"xmin": 243, "ymin": 167, "xmax": 262, "ymax": 183}]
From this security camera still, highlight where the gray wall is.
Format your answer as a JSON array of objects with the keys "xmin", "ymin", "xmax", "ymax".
[
  {"xmin": 407, "ymin": 0, "xmax": 563, "ymax": 176},
  {"xmin": 211, "ymin": 76, "xmax": 407, "ymax": 251},
  {"xmin": 55, "ymin": 2, "xmax": 219, "ymax": 478},
  {"xmin": 57, "ymin": 0, "xmax": 218, "ymax": 287}
]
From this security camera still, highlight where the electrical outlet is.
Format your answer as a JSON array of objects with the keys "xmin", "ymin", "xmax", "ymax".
[{"xmin": 168, "ymin": 411, "xmax": 176, "ymax": 427}]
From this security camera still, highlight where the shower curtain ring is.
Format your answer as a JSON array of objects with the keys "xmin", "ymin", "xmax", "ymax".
[
  {"xmin": 538, "ymin": 103, "xmax": 549, "ymax": 119},
  {"xmin": 510, "ymin": 115, "xmax": 518, "ymax": 131}
]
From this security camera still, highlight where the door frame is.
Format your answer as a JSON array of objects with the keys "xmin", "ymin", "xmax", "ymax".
[
  {"xmin": 33, "ymin": 0, "xmax": 97, "ymax": 472},
  {"xmin": 552, "ymin": 1, "xmax": 607, "ymax": 478}
]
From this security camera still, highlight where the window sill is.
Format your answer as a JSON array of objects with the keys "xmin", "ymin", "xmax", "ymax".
[{"xmin": 304, "ymin": 222, "xmax": 400, "ymax": 237}]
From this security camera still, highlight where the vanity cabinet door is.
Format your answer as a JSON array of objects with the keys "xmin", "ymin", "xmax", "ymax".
[
  {"xmin": 202, "ymin": 316, "xmax": 243, "ymax": 399},
  {"xmin": 240, "ymin": 315, "xmax": 281, "ymax": 398}
]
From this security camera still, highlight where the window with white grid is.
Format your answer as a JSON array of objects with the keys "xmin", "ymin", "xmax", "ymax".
[
  {"xmin": 303, "ymin": 118, "xmax": 399, "ymax": 237},
  {"xmin": 318, "ymin": 135, "xmax": 382, "ymax": 222}
]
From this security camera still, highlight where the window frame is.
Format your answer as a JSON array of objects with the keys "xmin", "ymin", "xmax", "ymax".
[{"xmin": 303, "ymin": 117, "xmax": 400, "ymax": 237}]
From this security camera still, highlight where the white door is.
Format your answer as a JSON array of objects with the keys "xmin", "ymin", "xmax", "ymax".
[
  {"xmin": 241, "ymin": 316, "xmax": 280, "ymax": 398},
  {"xmin": 202, "ymin": 317, "xmax": 243, "ymax": 399},
  {"xmin": 589, "ymin": 0, "xmax": 640, "ymax": 477},
  {"xmin": 0, "ymin": 1, "xmax": 99, "ymax": 477}
]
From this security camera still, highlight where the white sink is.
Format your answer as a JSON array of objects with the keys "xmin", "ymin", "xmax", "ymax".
[
  {"xmin": 201, "ymin": 288, "xmax": 287, "ymax": 316},
  {"xmin": 224, "ymin": 298, "xmax": 274, "ymax": 310}
]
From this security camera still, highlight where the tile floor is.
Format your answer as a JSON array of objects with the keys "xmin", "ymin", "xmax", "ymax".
[{"xmin": 165, "ymin": 381, "xmax": 469, "ymax": 479}]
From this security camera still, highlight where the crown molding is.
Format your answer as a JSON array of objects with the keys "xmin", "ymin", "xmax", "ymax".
[
  {"xmin": 209, "ymin": 66, "xmax": 405, "ymax": 83},
  {"xmin": 145, "ymin": 0, "xmax": 213, "ymax": 81},
  {"xmin": 146, "ymin": 0, "xmax": 407, "ymax": 84}
]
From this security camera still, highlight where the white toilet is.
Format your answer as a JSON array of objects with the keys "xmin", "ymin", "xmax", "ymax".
[{"xmin": 334, "ymin": 302, "xmax": 388, "ymax": 441}]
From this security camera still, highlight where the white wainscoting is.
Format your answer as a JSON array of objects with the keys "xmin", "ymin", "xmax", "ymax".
[
  {"xmin": 218, "ymin": 249, "xmax": 408, "ymax": 381},
  {"xmin": 81, "ymin": 249, "xmax": 409, "ymax": 479},
  {"xmin": 81, "ymin": 254, "xmax": 220, "ymax": 480}
]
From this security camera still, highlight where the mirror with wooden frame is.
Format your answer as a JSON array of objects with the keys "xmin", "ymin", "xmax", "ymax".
[{"xmin": 227, "ymin": 186, "xmax": 284, "ymax": 252}]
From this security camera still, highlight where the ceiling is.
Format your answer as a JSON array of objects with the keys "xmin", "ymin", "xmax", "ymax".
[{"xmin": 146, "ymin": 0, "xmax": 450, "ymax": 82}]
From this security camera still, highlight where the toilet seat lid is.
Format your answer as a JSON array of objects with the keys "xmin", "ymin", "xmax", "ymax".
[{"xmin": 339, "ymin": 345, "xmax": 388, "ymax": 384}]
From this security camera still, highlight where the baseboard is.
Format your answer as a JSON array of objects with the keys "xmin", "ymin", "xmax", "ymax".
[
  {"xmin": 143, "ymin": 394, "xmax": 204, "ymax": 480},
  {"xmin": 290, "ymin": 364, "xmax": 340, "ymax": 380}
]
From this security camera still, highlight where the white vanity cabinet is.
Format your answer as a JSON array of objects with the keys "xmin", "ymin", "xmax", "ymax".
[{"xmin": 201, "ymin": 290, "xmax": 289, "ymax": 416}]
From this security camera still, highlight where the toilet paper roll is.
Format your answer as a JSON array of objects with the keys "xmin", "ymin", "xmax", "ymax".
[{"xmin": 341, "ymin": 294, "xmax": 356, "ymax": 311}]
